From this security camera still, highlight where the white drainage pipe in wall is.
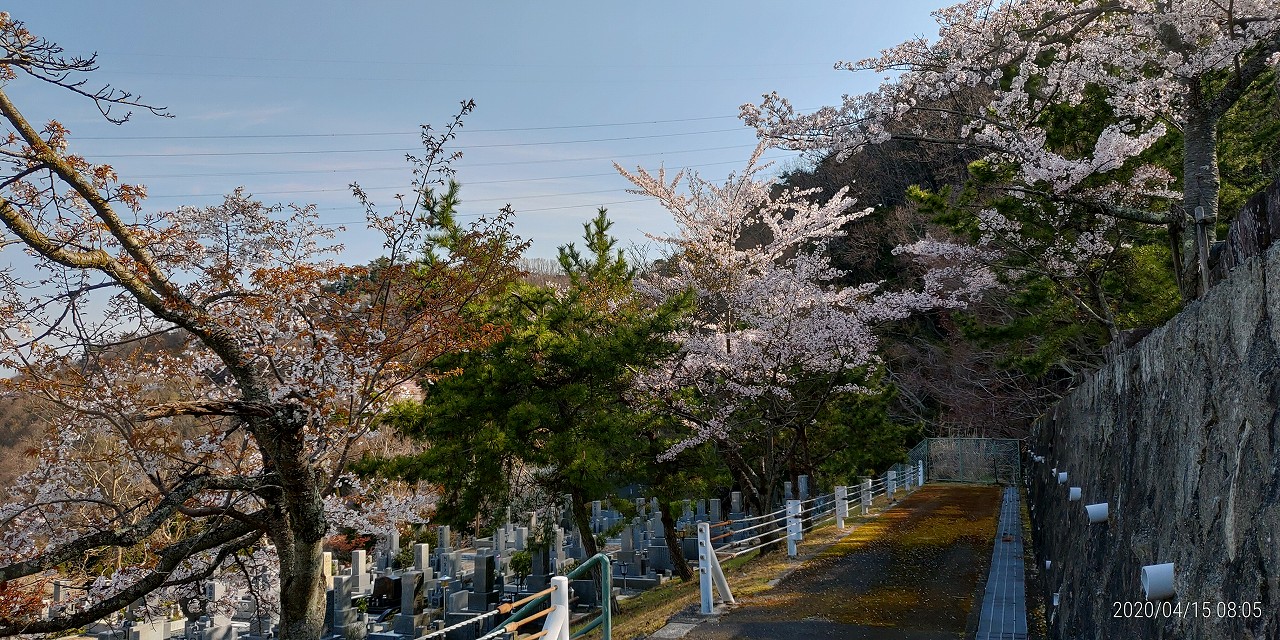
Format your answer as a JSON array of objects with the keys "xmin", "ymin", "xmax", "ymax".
[
  {"xmin": 1067, "ymin": 487, "xmax": 1082, "ymax": 501},
  {"xmin": 1057, "ymin": 472, "xmax": 1068, "ymax": 484},
  {"xmin": 1142, "ymin": 563, "xmax": 1175, "ymax": 600},
  {"xmin": 1045, "ymin": 560, "xmax": 1052, "ymax": 569},
  {"xmin": 1085, "ymin": 502, "xmax": 1109, "ymax": 523}
]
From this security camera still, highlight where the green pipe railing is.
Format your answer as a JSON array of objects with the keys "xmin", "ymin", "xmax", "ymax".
[{"xmin": 501, "ymin": 552, "xmax": 611, "ymax": 639}]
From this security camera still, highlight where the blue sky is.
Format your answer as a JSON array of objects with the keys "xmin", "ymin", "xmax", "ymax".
[{"xmin": 7, "ymin": 1, "xmax": 952, "ymax": 261}]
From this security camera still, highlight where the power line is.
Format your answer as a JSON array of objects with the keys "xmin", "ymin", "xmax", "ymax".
[
  {"xmin": 92, "ymin": 143, "xmax": 756, "ymax": 161},
  {"xmin": 148, "ymin": 186, "xmax": 626, "ymax": 202},
  {"xmin": 103, "ymin": 50, "xmax": 836, "ymax": 70},
  {"xmin": 128, "ymin": 154, "xmax": 795, "ymax": 184},
  {"xmin": 105, "ymin": 69, "xmax": 830, "ymax": 85},
  {"xmin": 72, "ymin": 107, "xmax": 820, "ymax": 141},
  {"xmin": 75, "ymin": 126, "xmax": 747, "ymax": 149},
  {"xmin": 75, "ymin": 117, "xmax": 749, "ymax": 140},
  {"xmin": 314, "ymin": 197, "xmax": 659, "ymax": 226}
]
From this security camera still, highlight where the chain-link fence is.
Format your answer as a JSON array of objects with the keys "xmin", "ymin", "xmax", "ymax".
[{"xmin": 907, "ymin": 437, "xmax": 1021, "ymax": 484}]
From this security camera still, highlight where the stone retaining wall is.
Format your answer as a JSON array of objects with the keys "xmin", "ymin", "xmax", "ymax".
[{"xmin": 1027, "ymin": 242, "xmax": 1280, "ymax": 639}]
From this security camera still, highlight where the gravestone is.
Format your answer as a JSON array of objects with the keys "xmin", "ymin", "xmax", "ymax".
[
  {"xmin": 126, "ymin": 621, "xmax": 163, "ymax": 640},
  {"xmin": 446, "ymin": 589, "xmax": 469, "ymax": 614},
  {"xmin": 469, "ymin": 552, "xmax": 498, "ymax": 611},
  {"xmin": 647, "ymin": 543, "xmax": 672, "ymax": 573},
  {"xmin": 525, "ymin": 546, "xmax": 552, "ymax": 591},
  {"xmin": 570, "ymin": 579, "xmax": 599, "ymax": 609},
  {"xmin": 369, "ymin": 575, "xmax": 401, "ymax": 612},
  {"xmin": 680, "ymin": 537, "xmax": 698, "ymax": 561},
  {"xmin": 329, "ymin": 575, "xmax": 360, "ymax": 637},
  {"xmin": 393, "ymin": 571, "xmax": 428, "ymax": 637},
  {"xmin": 413, "ymin": 543, "xmax": 431, "ymax": 574},
  {"xmin": 553, "ymin": 527, "xmax": 566, "ymax": 569},
  {"xmin": 351, "ymin": 549, "xmax": 372, "ymax": 594}
]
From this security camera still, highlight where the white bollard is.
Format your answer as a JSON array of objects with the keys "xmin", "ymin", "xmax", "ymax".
[
  {"xmin": 786, "ymin": 500, "xmax": 803, "ymax": 557},
  {"xmin": 542, "ymin": 575, "xmax": 571, "ymax": 640},
  {"xmin": 697, "ymin": 521, "xmax": 734, "ymax": 614},
  {"xmin": 834, "ymin": 486, "xmax": 848, "ymax": 529},
  {"xmin": 1141, "ymin": 563, "xmax": 1175, "ymax": 600}
]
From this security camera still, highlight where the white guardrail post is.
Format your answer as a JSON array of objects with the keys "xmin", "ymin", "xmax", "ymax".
[
  {"xmin": 918, "ymin": 460, "xmax": 925, "ymax": 486},
  {"xmin": 834, "ymin": 485, "xmax": 848, "ymax": 529},
  {"xmin": 697, "ymin": 521, "xmax": 735, "ymax": 614},
  {"xmin": 538, "ymin": 575, "xmax": 570, "ymax": 640},
  {"xmin": 785, "ymin": 499, "xmax": 803, "ymax": 557},
  {"xmin": 887, "ymin": 470, "xmax": 897, "ymax": 500},
  {"xmin": 860, "ymin": 479, "xmax": 871, "ymax": 514}
]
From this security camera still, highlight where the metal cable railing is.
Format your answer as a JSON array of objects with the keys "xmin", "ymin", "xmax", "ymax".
[{"xmin": 693, "ymin": 466, "xmax": 929, "ymax": 614}]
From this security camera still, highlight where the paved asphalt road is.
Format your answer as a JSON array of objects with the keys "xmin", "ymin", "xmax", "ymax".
[{"xmin": 687, "ymin": 484, "xmax": 1004, "ymax": 640}]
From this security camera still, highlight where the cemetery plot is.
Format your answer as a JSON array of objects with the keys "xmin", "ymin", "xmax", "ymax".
[{"xmin": 51, "ymin": 470, "xmax": 920, "ymax": 640}]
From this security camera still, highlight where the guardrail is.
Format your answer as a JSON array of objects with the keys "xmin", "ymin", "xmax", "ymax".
[
  {"xmin": 472, "ymin": 552, "xmax": 612, "ymax": 640},
  {"xmin": 696, "ymin": 465, "xmax": 927, "ymax": 615}
]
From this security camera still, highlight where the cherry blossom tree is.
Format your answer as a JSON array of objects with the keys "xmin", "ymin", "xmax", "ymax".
[
  {"xmin": 744, "ymin": 0, "xmax": 1280, "ymax": 297},
  {"xmin": 617, "ymin": 145, "xmax": 994, "ymax": 512},
  {"xmin": 0, "ymin": 15, "xmax": 524, "ymax": 638}
]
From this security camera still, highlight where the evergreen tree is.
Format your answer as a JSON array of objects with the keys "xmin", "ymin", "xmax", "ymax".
[{"xmin": 359, "ymin": 210, "xmax": 693, "ymax": 561}]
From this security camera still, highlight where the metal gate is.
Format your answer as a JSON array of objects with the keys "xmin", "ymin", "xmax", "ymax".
[{"xmin": 907, "ymin": 438, "xmax": 1020, "ymax": 484}]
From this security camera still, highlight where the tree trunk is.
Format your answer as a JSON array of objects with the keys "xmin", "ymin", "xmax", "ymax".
[
  {"xmin": 657, "ymin": 497, "xmax": 694, "ymax": 581},
  {"xmin": 718, "ymin": 444, "xmax": 767, "ymax": 516},
  {"xmin": 1180, "ymin": 103, "xmax": 1221, "ymax": 298},
  {"xmin": 275, "ymin": 535, "xmax": 327, "ymax": 640},
  {"xmin": 656, "ymin": 500, "xmax": 694, "ymax": 581},
  {"xmin": 261, "ymin": 406, "xmax": 329, "ymax": 640},
  {"xmin": 569, "ymin": 488, "xmax": 599, "ymax": 558}
]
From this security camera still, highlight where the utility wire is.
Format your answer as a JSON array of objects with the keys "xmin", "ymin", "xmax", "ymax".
[
  {"xmin": 72, "ymin": 107, "xmax": 819, "ymax": 140},
  {"xmin": 313, "ymin": 197, "xmax": 658, "ymax": 226},
  {"xmin": 91, "ymin": 143, "xmax": 756, "ymax": 160},
  {"xmin": 75, "ymin": 127, "xmax": 745, "ymax": 146},
  {"xmin": 75, "ymin": 119, "xmax": 748, "ymax": 140},
  {"xmin": 133, "ymin": 154, "xmax": 796, "ymax": 196}
]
